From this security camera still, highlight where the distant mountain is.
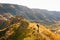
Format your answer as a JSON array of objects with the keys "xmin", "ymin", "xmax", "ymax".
[{"xmin": 0, "ymin": 3, "xmax": 60, "ymax": 25}]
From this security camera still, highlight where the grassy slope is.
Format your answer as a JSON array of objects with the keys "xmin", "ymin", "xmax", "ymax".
[
  {"xmin": 0, "ymin": 17, "xmax": 60, "ymax": 40},
  {"xmin": 9, "ymin": 20, "xmax": 60, "ymax": 40}
]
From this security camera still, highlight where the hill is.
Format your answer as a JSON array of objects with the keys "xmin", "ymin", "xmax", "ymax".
[
  {"xmin": 0, "ymin": 3, "xmax": 60, "ymax": 40},
  {"xmin": 0, "ymin": 15, "xmax": 60, "ymax": 40},
  {"xmin": 0, "ymin": 3, "xmax": 60, "ymax": 25}
]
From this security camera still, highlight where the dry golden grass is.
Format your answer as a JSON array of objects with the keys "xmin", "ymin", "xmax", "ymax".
[
  {"xmin": 27, "ymin": 22, "xmax": 60, "ymax": 40},
  {"xmin": 1, "ymin": 19, "xmax": 60, "ymax": 40}
]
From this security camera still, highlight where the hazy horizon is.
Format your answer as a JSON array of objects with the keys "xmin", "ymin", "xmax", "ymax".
[{"xmin": 0, "ymin": 0, "xmax": 60, "ymax": 11}]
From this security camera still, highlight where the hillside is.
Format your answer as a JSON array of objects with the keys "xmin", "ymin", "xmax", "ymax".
[
  {"xmin": 0, "ymin": 3, "xmax": 60, "ymax": 40},
  {"xmin": 0, "ymin": 3, "xmax": 60, "ymax": 25},
  {"xmin": 0, "ymin": 15, "xmax": 60, "ymax": 40}
]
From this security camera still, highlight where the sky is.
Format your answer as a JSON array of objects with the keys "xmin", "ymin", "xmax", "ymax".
[{"xmin": 0, "ymin": 0, "xmax": 60, "ymax": 11}]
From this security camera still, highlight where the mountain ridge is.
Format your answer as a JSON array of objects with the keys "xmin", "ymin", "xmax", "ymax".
[{"xmin": 0, "ymin": 3, "xmax": 60, "ymax": 25}]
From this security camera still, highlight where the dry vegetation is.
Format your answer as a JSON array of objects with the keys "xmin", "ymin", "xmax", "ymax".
[{"xmin": 0, "ymin": 16, "xmax": 60, "ymax": 40}]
